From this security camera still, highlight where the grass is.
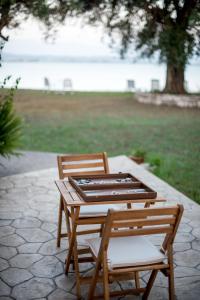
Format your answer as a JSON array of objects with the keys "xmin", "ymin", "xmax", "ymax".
[{"xmin": 13, "ymin": 89, "xmax": 200, "ymax": 204}]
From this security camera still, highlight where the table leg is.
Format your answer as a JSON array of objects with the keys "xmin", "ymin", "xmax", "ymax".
[{"xmin": 65, "ymin": 206, "xmax": 80, "ymax": 275}]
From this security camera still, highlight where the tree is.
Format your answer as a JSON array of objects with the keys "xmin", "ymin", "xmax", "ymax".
[
  {"xmin": 0, "ymin": 0, "xmax": 64, "ymax": 42},
  {"xmin": 0, "ymin": 76, "xmax": 22, "ymax": 157},
  {"xmin": 0, "ymin": 1, "xmax": 200, "ymax": 94},
  {"xmin": 57, "ymin": 0, "xmax": 200, "ymax": 94}
]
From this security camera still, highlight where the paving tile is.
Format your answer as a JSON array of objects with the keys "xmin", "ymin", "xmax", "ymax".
[
  {"xmin": 176, "ymin": 281, "xmax": 200, "ymax": 300},
  {"xmin": 55, "ymin": 251, "xmax": 67, "ymax": 263},
  {"xmin": 38, "ymin": 211, "xmax": 58, "ymax": 223},
  {"xmin": 30, "ymin": 256, "xmax": 63, "ymax": 278},
  {"xmin": 16, "ymin": 228, "xmax": 52, "ymax": 243},
  {"xmin": 17, "ymin": 242, "xmax": 42, "ymax": 253},
  {"xmin": 0, "ymin": 179, "xmax": 14, "ymax": 189},
  {"xmin": 39, "ymin": 239, "xmax": 66, "ymax": 255},
  {"xmin": 0, "ymin": 227, "xmax": 15, "ymax": 238},
  {"xmin": 12, "ymin": 217, "xmax": 41, "ymax": 229},
  {"xmin": 0, "ymin": 234, "xmax": 25, "ymax": 247},
  {"xmin": 175, "ymin": 232, "xmax": 195, "ymax": 243},
  {"xmin": 9, "ymin": 254, "xmax": 43, "ymax": 268},
  {"xmin": 0, "ymin": 257, "xmax": 9, "ymax": 271},
  {"xmin": 48, "ymin": 289, "xmax": 76, "ymax": 300},
  {"xmin": 173, "ymin": 242, "xmax": 191, "ymax": 252},
  {"xmin": 0, "ymin": 155, "xmax": 200, "ymax": 300},
  {"xmin": 174, "ymin": 266, "xmax": 200, "ymax": 277},
  {"xmin": 12, "ymin": 277, "xmax": 55, "ymax": 300},
  {"xmin": 178, "ymin": 223, "xmax": 193, "ymax": 233},
  {"xmin": 174, "ymin": 276, "xmax": 200, "ymax": 286},
  {"xmin": 174, "ymin": 249, "xmax": 200, "ymax": 267},
  {"xmin": 11, "ymin": 178, "xmax": 33, "ymax": 187},
  {"xmin": 0, "ymin": 268, "xmax": 33, "ymax": 286},
  {"xmin": 3, "ymin": 190, "xmax": 30, "ymax": 201},
  {"xmin": 0, "ymin": 279, "xmax": 10, "ymax": 296},
  {"xmin": 0, "ymin": 246, "xmax": 17, "ymax": 259},
  {"xmin": 22, "ymin": 209, "xmax": 39, "ymax": 218},
  {"xmin": 192, "ymin": 228, "xmax": 200, "ymax": 239},
  {"xmin": 29, "ymin": 194, "xmax": 56, "ymax": 203},
  {"xmin": 0, "ymin": 212, "xmax": 22, "ymax": 220},
  {"xmin": 0, "ymin": 221, "xmax": 12, "ymax": 227},
  {"xmin": 55, "ymin": 273, "xmax": 75, "ymax": 291},
  {"xmin": 148, "ymin": 286, "xmax": 169, "ymax": 300},
  {"xmin": 192, "ymin": 239, "xmax": 200, "ymax": 251},
  {"xmin": 41, "ymin": 222, "xmax": 57, "ymax": 233}
]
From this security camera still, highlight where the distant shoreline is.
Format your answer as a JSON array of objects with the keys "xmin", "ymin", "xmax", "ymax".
[{"xmin": 2, "ymin": 53, "xmax": 200, "ymax": 65}]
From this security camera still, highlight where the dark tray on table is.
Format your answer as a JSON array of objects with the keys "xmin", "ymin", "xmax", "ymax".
[{"xmin": 68, "ymin": 173, "xmax": 157, "ymax": 202}]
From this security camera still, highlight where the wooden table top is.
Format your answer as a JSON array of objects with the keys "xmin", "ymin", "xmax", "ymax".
[{"xmin": 55, "ymin": 180, "xmax": 166, "ymax": 207}]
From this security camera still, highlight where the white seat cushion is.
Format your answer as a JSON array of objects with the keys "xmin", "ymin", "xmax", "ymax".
[
  {"xmin": 80, "ymin": 204, "xmax": 122, "ymax": 217},
  {"xmin": 86, "ymin": 236, "xmax": 166, "ymax": 269}
]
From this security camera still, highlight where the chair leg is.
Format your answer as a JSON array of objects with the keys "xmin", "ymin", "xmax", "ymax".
[
  {"xmin": 168, "ymin": 246, "xmax": 175, "ymax": 300},
  {"xmin": 65, "ymin": 207, "xmax": 80, "ymax": 274},
  {"xmin": 142, "ymin": 269, "xmax": 158, "ymax": 300},
  {"xmin": 57, "ymin": 197, "xmax": 63, "ymax": 247},
  {"xmin": 135, "ymin": 271, "xmax": 140, "ymax": 289},
  {"xmin": 63, "ymin": 206, "xmax": 75, "ymax": 270},
  {"xmin": 168, "ymin": 269, "xmax": 175, "ymax": 300},
  {"xmin": 102, "ymin": 251, "xmax": 110, "ymax": 300},
  {"xmin": 74, "ymin": 234, "xmax": 81, "ymax": 299},
  {"xmin": 88, "ymin": 259, "xmax": 101, "ymax": 300},
  {"xmin": 64, "ymin": 207, "xmax": 72, "ymax": 244}
]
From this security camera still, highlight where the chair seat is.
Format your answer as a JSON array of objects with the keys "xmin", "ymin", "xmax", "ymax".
[
  {"xmin": 86, "ymin": 236, "xmax": 166, "ymax": 269},
  {"xmin": 80, "ymin": 204, "xmax": 122, "ymax": 217}
]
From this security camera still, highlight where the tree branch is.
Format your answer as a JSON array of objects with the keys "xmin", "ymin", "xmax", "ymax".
[{"xmin": 0, "ymin": 32, "xmax": 9, "ymax": 41}]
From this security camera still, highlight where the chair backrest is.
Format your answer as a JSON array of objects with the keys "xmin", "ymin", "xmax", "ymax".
[
  {"xmin": 100, "ymin": 205, "xmax": 183, "ymax": 253},
  {"xmin": 57, "ymin": 152, "xmax": 109, "ymax": 179}
]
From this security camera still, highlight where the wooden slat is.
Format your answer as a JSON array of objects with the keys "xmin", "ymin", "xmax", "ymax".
[
  {"xmin": 64, "ymin": 181, "xmax": 74, "ymax": 190},
  {"xmin": 111, "ymin": 206, "xmax": 179, "ymax": 220},
  {"xmin": 63, "ymin": 170, "xmax": 105, "ymax": 176},
  {"xmin": 76, "ymin": 228, "xmax": 101, "ymax": 235},
  {"xmin": 110, "ymin": 263, "xmax": 169, "ymax": 274},
  {"xmin": 60, "ymin": 153, "xmax": 104, "ymax": 162},
  {"xmin": 70, "ymin": 191, "xmax": 83, "ymax": 202},
  {"xmin": 92, "ymin": 288, "xmax": 146, "ymax": 299},
  {"xmin": 78, "ymin": 216, "xmax": 106, "ymax": 224},
  {"xmin": 112, "ymin": 217, "xmax": 176, "ymax": 228},
  {"xmin": 80, "ymin": 275, "xmax": 103, "ymax": 285},
  {"xmin": 71, "ymin": 257, "xmax": 94, "ymax": 265},
  {"xmin": 110, "ymin": 226, "xmax": 173, "ymax": 237},
  {"xmin": 62, "ymin": 162, "xmax": 104, "ymax": 170}
]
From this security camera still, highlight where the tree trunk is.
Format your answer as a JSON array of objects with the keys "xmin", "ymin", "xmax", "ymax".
[{"xmin": 164, "ymin": 63, "xmax": 186, "ymax": 94}]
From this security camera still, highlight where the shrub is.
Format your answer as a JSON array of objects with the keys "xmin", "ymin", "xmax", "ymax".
[
  {"xmin": 0, "ymin": 76, "xmax": 22, "ymax": 157},
  {"xmin": 147, "ymin": 153, "xmax": 162, "ymax": 174},
  {"xmin": 131, "ymin": 148, "xmax": 146, "ymax": 158}
]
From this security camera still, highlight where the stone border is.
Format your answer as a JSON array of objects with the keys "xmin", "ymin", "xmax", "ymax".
[{"xmin": 136, "ymin": 93, "xmax": 200, "ymax": 108}]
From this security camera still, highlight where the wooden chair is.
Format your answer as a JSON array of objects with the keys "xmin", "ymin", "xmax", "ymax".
[
  {"xmin": 57, "ymin": 152, "xmax": 116, "ymax": 247},
  {"xmin": 86, "ymin": 204, "xmax": 183, "ymax": 300}
]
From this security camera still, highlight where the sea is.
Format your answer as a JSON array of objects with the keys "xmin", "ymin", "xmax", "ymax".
[{"xmin": 1, "ymin": 61, "xmax": 200, "ymax": 92}]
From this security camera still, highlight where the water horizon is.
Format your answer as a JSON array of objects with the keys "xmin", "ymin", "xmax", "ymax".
[{"xmin": 1, "ymin": 61, "xmax": 200, "ymax": 93}]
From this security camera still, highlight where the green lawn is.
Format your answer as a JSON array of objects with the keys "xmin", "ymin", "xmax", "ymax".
[{"xmin": 15, "ymin": 90, "xmax": 200, "ymax": 203}]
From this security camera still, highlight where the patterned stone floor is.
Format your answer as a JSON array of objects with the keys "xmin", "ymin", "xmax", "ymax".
[{"xmin": 0, "ymin": 155, "xmax": 199, "ymax": 300}]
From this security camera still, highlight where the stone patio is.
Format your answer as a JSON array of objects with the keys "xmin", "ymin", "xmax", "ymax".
[{"xmin": 0, "ymin": 155, "xmax": 199, "ymax": 300}]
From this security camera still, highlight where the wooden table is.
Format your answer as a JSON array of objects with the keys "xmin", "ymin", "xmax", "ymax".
[{"xmin": 55, "ymin": 179, "xmax": 166, "ymax": 299}]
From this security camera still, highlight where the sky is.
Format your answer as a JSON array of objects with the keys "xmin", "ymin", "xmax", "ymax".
[{"xmin": 4, "ymin": 17, "xmax": 118, "ymax": 57}]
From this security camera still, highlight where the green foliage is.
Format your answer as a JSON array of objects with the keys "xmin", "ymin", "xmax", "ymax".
[
  {"xmin": 147, "ymin": 153, "xmax": 162, "ymax": 174},
  {"xmin": 0, "ymin": 1, "xmax": 199, "ymax": 93},
  {"xmin": 58, "ymin": 1, "xmax": 200, "ymax": 93},
  {"xmin": 131, "ymin": 148, "xmax": 146, "ymax": 158},
  {"xmin": 15, "ymin": 89, "xmax": 200, "ymax": 203},
  {"xmin": 0, "ymin": 76, "xmax": 22, "ymax": 157}
]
